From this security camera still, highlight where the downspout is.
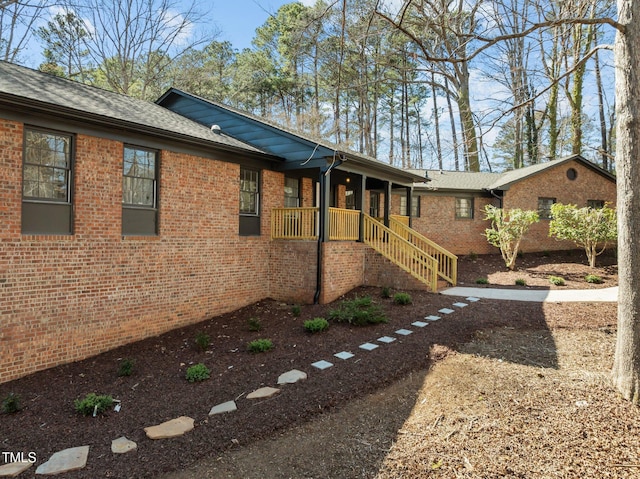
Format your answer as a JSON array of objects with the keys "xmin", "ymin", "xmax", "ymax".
[
  {"xmin": 486, "ymin": 189, "xmax": 503, "ymax": 208},
  {"xmin": 314, "ymin": 159, "xmax": 342, "ymax": 304}
]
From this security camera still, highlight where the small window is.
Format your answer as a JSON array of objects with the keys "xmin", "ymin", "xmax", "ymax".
[
  {"xmin": 587, "ymin": 200, "xmax": 605, "ymax": 209},
  {"xmin": 122, "ymin": 146, "xmax": 158, "ymax": 235},
  {"xmin": 284, "ymin": 177, "xmax": 300, "ymax": 207},
  {"xmin": 566, "ymin": 168, "xmax": 577, "ymax": 180},
  {"xmin": 239, "ymin": 167, "xmax": 260, "ymax": 235},
  {"xmin": 455, "ymin": 197, "xmax": 473, "ymax": 219},
  {"xmin": 411, "ymin": 196, "xmax": 420, "ymax": 218},
  {"xmin": 370, "ymin": 192, "xmax": 380, "ymax": 218},
  {"xmin": 345, "ymin": 189, "xmax": 356, "ymax": 210},
  {"xmin": 22, "ymin": 128, "xmax": 73, "ymax": 234},
  {"xmin": 399, "ymin": 195, "xmax": 407, "ymax": 216},
  {"xmin": 538, "ymin": 197, "xmax": 556, "ymax": 219}
]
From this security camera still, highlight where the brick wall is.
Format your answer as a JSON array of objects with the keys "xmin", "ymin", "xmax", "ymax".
[
  {"xmin": 0, "ymin": 121, "xmax": 278, "ymax": 384},
  {"xmin": 319, "ymin": 241, "xmax": 366, "ymax": 304},
  {"xmin": 363, "ymin": 249, "xmax": 429, "ymax": 291},
  {"xmin": 269, "ymin": 240, "xmax": 317, "ymax": 304}
]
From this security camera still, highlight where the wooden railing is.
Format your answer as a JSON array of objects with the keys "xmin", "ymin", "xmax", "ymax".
[
  {"xmin": 363, "ymin": 214, "xmax": 438, "ymax": 292},
  {"xmin": 389, "ymin": 217, "xmax": 458, "ymax": 285},
  {"xmin": 329, "ymin": 207, "xmax": 360, "ymax": 240},
  {"xmin": 271, "ymin": 207, "xmax": 318, "ymax": 239},
  {"xmin": 390, "ymin": 214, "xmax": 410, "ymax": 225}
]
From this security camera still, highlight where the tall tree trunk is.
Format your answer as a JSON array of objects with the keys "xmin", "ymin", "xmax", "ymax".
[
  {"xmin": 457, "ymin": 63, "xmax": 480, "ymax": 171},
  {"xmin": 594, "ymin": 42, "xmax": 609, "ymax": 169},
  {"xmin": 612, "ymin": 0, "xmax": 640, "ymax": 404},
  {"xmin": 431, "ymin": 73, "xmax": 443, "ymax": 170},
  {"xmin": 445, "ymin": 77, "xmax": 460, "ymax": 171}
]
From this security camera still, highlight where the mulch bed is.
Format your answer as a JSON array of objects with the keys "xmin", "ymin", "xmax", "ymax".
[{"xmin": 0, "ymin": 251, "xmax": 617, "ymax": 478}]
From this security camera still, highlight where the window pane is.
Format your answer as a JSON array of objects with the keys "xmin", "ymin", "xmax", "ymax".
[
  {"xmin": 240, "ymin": 168, "xmax": 259, "ymax": 215},
  {"xmin": 23, "ymin": 130, "xmax": 71, "ymax": 202},
  {"xmin": 123, "ymin": 146, "xmax": 157, "ymax": 207}
]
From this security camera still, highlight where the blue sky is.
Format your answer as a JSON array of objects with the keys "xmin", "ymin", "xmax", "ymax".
[{"xmin": 202, "ymin": 0, "xmax": 314, "ymax": 51}]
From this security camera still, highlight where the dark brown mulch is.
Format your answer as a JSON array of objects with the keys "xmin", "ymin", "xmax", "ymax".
[{"xmin": 0, "ymin": 251, "xmax": 618, "ymax": 479}]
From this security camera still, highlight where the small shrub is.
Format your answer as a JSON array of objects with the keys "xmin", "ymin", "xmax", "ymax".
[
  {"xmin": 185, "ymin": 363, "xmax": 210, "ymax": 382},
  {"xmin": 585, "ymin": 274, "xmax": 604, "ymax": 284},
  {"xmin": 381, "ymin": 286, "xmax": 392, "ymax": 299},
  {"xmin": 468, "ymin": 252, "xmax": 478, "ymax": 261},
  {"xmin": 515, "ymin": 278, "xmax": 527, "ymax": 286},
  {"xmin": 475, "ymin": 277, "xmax": 489, "ymax": 285},
  {"xmin": 291, "ymin": 305, "xmax": 302, "ymax": 317},
  {"xmin": 393, "ymin": 292, "xmax": 412, "ymax": 305},
  {"xmin": 1, "ymin": 393, "xmax": 21, "ymax": 414},
  {"xmin": 304, "ymin": 318, "xmax": 329, "ymax": 333},
  {"xmin": 195, "ymin": 332, "xmax": 210, "ymax": 351},
  {"xmin": 74, "ymin": 393, "xmax": 114, "ymax": 416},
  {"xmin": 328, "ymin": 296, "xmax": 388, "ymax": 326},
  {"xmin": 117, "ymin": 358, "xmax": 135, "ymax": 377},
  {"xmin": 247, "ymin": 317, "xmax": 262, "ymax": 332},
  {"xmin": 248, "ymin": 338, "xmax": 274, "ymax": 353},
  {"xmin": 549, "ymin": 275, "xmax": 565, "ymax": 286}
]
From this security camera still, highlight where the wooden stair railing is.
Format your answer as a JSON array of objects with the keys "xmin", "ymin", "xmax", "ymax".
[
  {"xmin": 362, "ymin": 214, "xmax": 439, "ymax": 292},
  {"xmin": 388, "ymin": 217, "xmax": 458, "ymax": 285}
]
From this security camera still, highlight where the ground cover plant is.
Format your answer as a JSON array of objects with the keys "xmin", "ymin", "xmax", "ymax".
[
  {"xmin": 0, "ymin": 251, "xmax": 618, "ymax": 479},
  {"xmin": 328, "ymin": 296, "xmax": 388, "ymax": 326},
  {"xmin": 185, "ymin": 363, "xmax": 210, "ymax": 382},
  {"xmin": 303, "ymin": 318, "xmax": 329, "ymax": 333}
]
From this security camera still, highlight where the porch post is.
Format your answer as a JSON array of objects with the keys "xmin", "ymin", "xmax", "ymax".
[
  {"xmin": 319, "ymin": 167, "xmax": 331, "ymax": 242},
  {"xmin": 406, "ymin": 186, "xmax": 413, "ymax": 228},
  {"xmin": 383, "ymin": 181, "xmax": 391, "ymax": 227},
  {"xmin": 359, "ymin": 174, "xmax": 367, "ymax": 242}
]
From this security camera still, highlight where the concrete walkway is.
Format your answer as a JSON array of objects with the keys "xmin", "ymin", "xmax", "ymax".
[{"xmin": 441, "ymin": 286, "xmax": 618, "ymax": 303}]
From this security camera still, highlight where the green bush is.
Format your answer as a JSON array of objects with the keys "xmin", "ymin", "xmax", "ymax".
[
  {"xmin": 393, "ymin": 292, "xmax": 412, "ymax": 305},
  {"xmin": 475, "ymin": 277, "xmax": 489, "ymax": 285},
  {"xmin": 549, "ymin": 276, "xmax": 565, "ymax": 286},
  {"xmin": 185, "ymin": 363, "xmax": 211, "ymax": 382},
  {"xmin": 304, "ymin": 318, "xmax": 329, "ymax": 333},
  {"xmin": 117, "ymin": 358, "xmax": 135, "ymax": 377},
  {"xmin": 328, "ymin": 296, "xmax": 388, "ymax": 326},
  {"xmin": 248, "ymin": 317, "xmax": 262, "ymax": 332},
  {"xmin": 291, "ymin": 305, "xmax": 302, "ymax": 317},
  {"xmin": 1, "ymin": 393, "xmax": 21, "ymax": 414},
  {"xmin": 74, "ymin": 393, "xmax": 114, "ymax": 416},
  {"xmin": 248, "ymin": 338, "xmax": 274, "ymax": 353},
  {"xmin": 585, "ymin": 274, "xmax": 604, "ymax": 284},
  {"xmin": 381, "ymin": 286, "xmax": 392, "ymax": 299},
  {"xmin": 195, "ymin": 332, "xmax": 210, "ymax": 351},
  {"xmin": 515, "ymin": 278, "xmax": 527, "ymax": 286}
]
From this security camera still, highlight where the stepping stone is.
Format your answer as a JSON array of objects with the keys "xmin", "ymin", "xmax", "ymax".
[
  {"xmin": 209, "ymin": 400, "xmax": 237, "ymax": 416},
  {"xmin": 412, "ymin": 320, "xmax": 429, "ymax": 328},
  {"xmin": 144, "ymin": 416, "xmax": 194, "ymax": 439},
  {"xmin": 111, "ymin": 436, "xmax": 137, "ymax": 454},
  {"xmin": 378, "ymin": 336, "xmax": 396, "ymax": 343},
  {"xmin": 311, "ymin": 360, "xmax": 333, "ymax": 370},
  {"xmin": 0, "ymin": 461, "xmax": 33, "ymax": 477},
  {"xmin": 425, "ymin": 315, "xmax": 441, "ymax": 321},
  {"xmin": 334, "ymin": 351, "xmax": 354, "ymax": 360},
  {"xmin": 453, "ymin": 302, "xmax": 468, "ymax": 308},
  {"xmin": 466, "ymin": 297, "xmax": 481, "ymax": 302},
  {"xmin": 247, "ymin": 387, "xmax": 280, "ymax": 399},
  {"xmin": 395, "ymin": 329, "xmax": 413, "ymax": 336},
  {"xmin": 438, "ymin": 308, "xmax": 455, "ymax": 314},
  {"xmin": 359, "ymin": 342, "xmax": 379, "ymax": 351},
  {"xmin": 278, "ymin": 369, "xmax": 307, "ymax": 385},
  {"xmin": 35, "ymin": 446, "xmax": 89, "ymax": 475}
]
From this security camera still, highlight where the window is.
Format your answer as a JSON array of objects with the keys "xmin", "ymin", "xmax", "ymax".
[
  {"xmin": 370, "ymin": 192, "xmax": 380, "ymax": 218},
  {"xmin": 122, "ymin": 146, "xmax": 158, "ymax": 235},
  {"xmin": 538, "ymin": 197, "xmax": 556, "ymax": 219},
  {"xmin": 566, "ymin": 168, "xmax": 578, "ymax": 180},
  {"xmin": 455, "ymin": 197, "xmax": 473, "ymax": 219},
  {"xmin": 399, "ymin": 195, "xmax": 407, "ymax": 216},
  {"xmin": 411, "ymin": 196, "xmax": 420, "ymax": 218},
  {"xmin": 345, "ymin": 188, "xmax": 356, "ymax": 209},
  {"xmin": 284, "ymin": 177, "xmax": 300, "ymax": 207},
  {"xmin": 22, "ymin": 128, "xmax": 73, "ymax": 234},
  {"xmin": 587, "ymin": 199, "xmax": 605, "ymax": 209},
  {"xmin": 239, "ymin": 167, "xmax": 260, "ymax": 235}
]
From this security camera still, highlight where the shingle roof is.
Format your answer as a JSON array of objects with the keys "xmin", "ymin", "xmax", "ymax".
[
  {"xmin": 410, "ymin": 156, "xmax": 615, "ymax": 193},
  {"xmin": 0, "ymin": 61, "xmax": 268, "ymax": 155}
]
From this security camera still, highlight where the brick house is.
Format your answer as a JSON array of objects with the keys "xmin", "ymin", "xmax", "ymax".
[
  {"xmin": 404, "ymin": 159, "xmax": 617, "ymax": 255},
  {"xmin": 0, "ymin": 62, "xmax": 616, "ymax": 383}
]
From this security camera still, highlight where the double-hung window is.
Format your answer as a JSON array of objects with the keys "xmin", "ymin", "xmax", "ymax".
[
  {"xmin": 22, "ymin": 128, "xmax": 73, "ymax": 234},
  {"xmin": 538, "ymin": 197, "xmax": 556, "ymax": 220},
  {"xmin": 455, "ymin": 197, "xmax": 473, "ymax": 219},
  {"xmin": 122, "ymin": 145, "xmax": 158, "ymax": 235},
  {"xmin": 284, "ymin": 177, "xmax": 300, "ymax": 207},
  {"xmin": 411, "ymin": 196, "xmax": 420, "ymax": 218},
  {"xmin": 239, "ymin": 167, "xmax": 260, "ymax": 235}
]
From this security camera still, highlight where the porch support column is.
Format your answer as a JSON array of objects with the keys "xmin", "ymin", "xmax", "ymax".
[
  {"xmin": 319, "ymin": 167, "xmax": 331, "ymax": 242},
  {"xmin": 358, "ymin": 174, "xmax": 367, "ymax": 242},
  {"xmin": 383, "ymin": 181, "xmax": 392, "ymax": 227},
  {"xmin": 406, "ymin": 186, "xmax": 413, "ymax": 228}
]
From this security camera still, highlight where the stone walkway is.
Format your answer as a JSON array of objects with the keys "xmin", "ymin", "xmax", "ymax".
[{"xmin": 2, "ymin": 286, "xmax": 615, "ymax": 476}]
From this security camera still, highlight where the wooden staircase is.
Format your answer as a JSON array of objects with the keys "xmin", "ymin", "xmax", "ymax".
[{"xmin": 362, "ymin": 214, "xmax": 457, "ymax": 292}]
